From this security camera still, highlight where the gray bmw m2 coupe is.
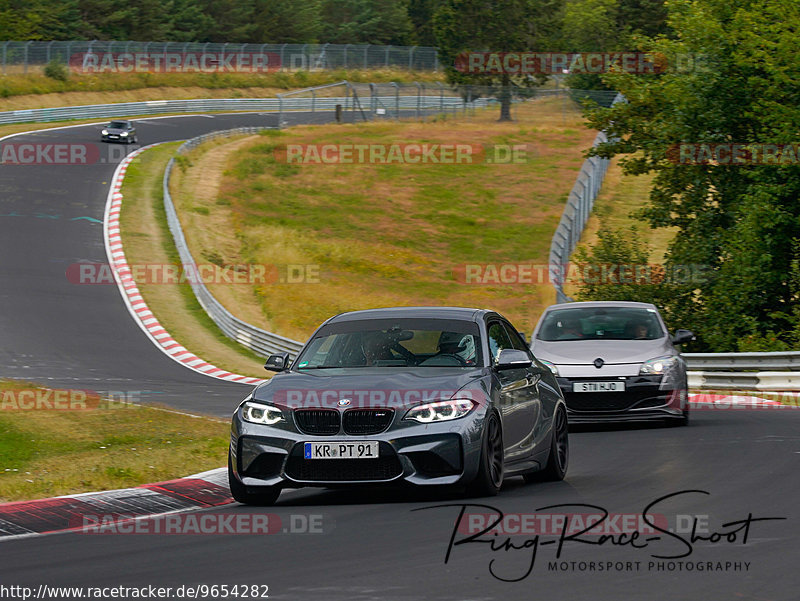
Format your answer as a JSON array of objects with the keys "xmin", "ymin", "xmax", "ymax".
[{"xmin": 228, "ymin": 307, "xmax": 568, "ymax": 505}]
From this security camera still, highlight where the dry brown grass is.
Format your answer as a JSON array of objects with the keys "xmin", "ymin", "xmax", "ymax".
[{"xmin": 173, "ymin": 95, "xmax": 598, "ymax": 339}]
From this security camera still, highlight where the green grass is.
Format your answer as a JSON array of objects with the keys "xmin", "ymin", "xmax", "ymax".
[
  {"xmin": 0, "ymin": 68, "xmax": 444, "ymax": 100},
  {"xmin": 0, "ymin": 380, "xmax": 229, "ymax": 502},
  {"xmin": 118, "ymin": 143, "xmax": 267, "ymax": 377},
  {"xmin": 174, "ymin": 95, "xmax": 598, "ymax": 340}
]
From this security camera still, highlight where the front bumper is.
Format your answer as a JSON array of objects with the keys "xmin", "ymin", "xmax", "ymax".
[
  {"xmin": 102, "ymin": 134, "xmax": 128, "ymax": 143},
  {"xmin": 556, "ymin": 375, "xmax": 686, "ymax": 423},
  {"xmin": 230, "ymin": 407, "xmax": 486, "ymax": 489}
]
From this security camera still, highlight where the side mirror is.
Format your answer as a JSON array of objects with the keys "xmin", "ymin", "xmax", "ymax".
[
  {"xmin": 495, "ymin": 348, "xmax": 533, "ymax": 370},
  {"xmin": 671, "ymin": 329, "xmax": 695, "ymax": 345},
  {"xmin": 264, "ymin": 352, "xmax": 290, "ymax": 372}
]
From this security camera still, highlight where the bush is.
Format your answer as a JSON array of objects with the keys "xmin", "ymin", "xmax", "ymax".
[{"xmin": 43, "ymin": 59, "xmax": 69, "ymax": 82}]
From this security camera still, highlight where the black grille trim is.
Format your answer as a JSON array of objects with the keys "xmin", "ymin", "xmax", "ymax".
[
  {"xmin": 294, "ymin": 409, "xmax": 341, "ymax": 435},
  {"xmin": 285, "ymin": 442, "xmax": 403, "ymax": 482},
  {"xmin": 342, "ymin": 409, "xmax": 394, "ymax": 435}
]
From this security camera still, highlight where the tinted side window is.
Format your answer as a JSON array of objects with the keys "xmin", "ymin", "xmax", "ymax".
[
  {"xmin": 487, "ymin": 321, "xmax": 513, "ymax": 362},
  {"xmin": 502, "ymin": 322, "xmax": 529, "ymax": 352}
]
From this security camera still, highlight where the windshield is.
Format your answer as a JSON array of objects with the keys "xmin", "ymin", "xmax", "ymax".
[
  {"xmin": 109, "ymin": 121, "xmax": 129, "ymax": 129},
  {"xmin": 537, "ymin": 307, "xmax": 665, "ymax": 341},
  {"xmin": 294, "ymin": 318, "xmax": 482, "ymax": 368}
]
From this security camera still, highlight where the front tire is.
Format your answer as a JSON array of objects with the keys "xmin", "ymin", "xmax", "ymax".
[
  {"xmin": 467, "ymin": 411, "xmax": 504, "ymax": 497},
  {"xmin": 228, "ymin": 454, "xmax": 281, "ymax": 505},
  {"xmin": 524, "ymin": 405, "xmax": 568, "ymax": 483}
]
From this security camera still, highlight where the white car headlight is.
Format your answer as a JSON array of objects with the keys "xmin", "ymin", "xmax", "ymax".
[
  {"xmin": 242, "ymin": 400, "xmax": 283, "ymax": 425},
  {"xmin": 120, "ymin": 131, "xmax": 129, "ymax": 136},
  {"xmin": 640, "ymin": 355, "xmax": 677, "ymax": 375},
  {"xmin": 539, "ymin": 359, "xmax": 559, "ymax": 376},
  {"xmin": 101, "ymin": 129, "xmax": 108, "ymax": 135},
  {"xmin": 404, "ymin": 399, "xmax": 475, "ymax": 423}
]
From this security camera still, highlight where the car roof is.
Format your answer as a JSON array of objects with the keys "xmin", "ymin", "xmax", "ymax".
[
  {"xmin": 543, "ymin": 300, "xmax": 659, "ymax": 312},
  {"xmin": 327, "ymin": 306, "xmax": 490, "ymax": 323}
]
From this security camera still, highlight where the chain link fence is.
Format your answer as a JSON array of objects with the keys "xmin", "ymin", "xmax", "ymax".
[
  {"xmin": 548, "ymin": 91, "xmax": 624, "ymax": 303},
  {"xmin": 0, "ymin": 41, "xmax": 439, "ymax": 74}
]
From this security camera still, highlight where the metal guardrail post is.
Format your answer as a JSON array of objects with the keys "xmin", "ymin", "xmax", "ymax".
[
  {"xmin": 344, "ymin": 44, "xmax": 351, "ymax": 69},
  {"xmin": 364, "ymin": 45, "xmax": 369, "ymax": 69},
  {"xmin": 390, "ymin": 82, "xmax": 399, "ymax": 118},
  {"xmin": 23, "ymin": 40, "xmax": 32, "ymax": 74}
]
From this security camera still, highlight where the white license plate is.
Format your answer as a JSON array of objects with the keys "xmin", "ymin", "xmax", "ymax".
[
  {"xmin": 573, "ymin": 381, "xmax": 625, "ymax": 393},
  {"xmin": 304, "ymin": 441, "xmax": 379, "ymax": 459}
]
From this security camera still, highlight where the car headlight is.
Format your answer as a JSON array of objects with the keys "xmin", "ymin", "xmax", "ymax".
[
  {"xmin": 640, "ymin": 355, "xmax": 677, "ymax": 375},
  {"xmin": 120, "ymin": 131, "xmax": 128, "ymax": 136},
  {"xmin": 539, "ymin": 359, "xmax": 559, "ymax": 376},
  {"xmin": 404, "ymin": 399, "xmax": 475, "ymax": 423},
  {"xmin": 101, "ymin": 129, "xmax": 108, "ymax": 135},
  {"xmin": 242, "ymin": 400, "xmax": 283, "ymax": 425}
]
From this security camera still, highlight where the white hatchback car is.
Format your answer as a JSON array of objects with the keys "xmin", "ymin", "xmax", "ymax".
[{"xmin": 530, "ymin": 301, "xmax": 693, "ymax": 425}]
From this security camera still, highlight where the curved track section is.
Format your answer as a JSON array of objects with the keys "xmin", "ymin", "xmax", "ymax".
[
  {"xmin": 0, "ymin": 110, "xmax": 798, "ymax": 600},
  {"xmin": 0, "ymin": 111, "xmax": 335, "ymax": 414}
]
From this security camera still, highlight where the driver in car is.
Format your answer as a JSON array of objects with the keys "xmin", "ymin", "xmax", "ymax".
[{"xmin": 360, "ymin": 332, "xmax": 396, "ymax": 366}]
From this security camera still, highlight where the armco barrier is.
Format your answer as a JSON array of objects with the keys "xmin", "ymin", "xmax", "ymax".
[
  {"xmin": 0, "ymin": 93, "xmax": 476, "ymax": 126},
  {"xmin": 684, "ymin": 351, "xmax": 800, "ymax": 391},
  {"xmin": 163, "ymin": 128, "xmax": 305, "ymax": 360}
]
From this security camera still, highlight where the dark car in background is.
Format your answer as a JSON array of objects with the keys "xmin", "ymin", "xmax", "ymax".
[
  {"xmin": 101, "ymin": 120, "xmax": 137, "ymax": 144},
  {"xmin": 228, "ymin": 307, "xmax": 569, "ymax": 505},
  {"xmin": 530, "ymin": 301, "xmax": 693, "ymax": 426}
]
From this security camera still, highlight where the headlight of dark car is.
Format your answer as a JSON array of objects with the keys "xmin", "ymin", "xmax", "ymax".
[
  {"xmin": 404, "ymin": 399, "xmax": 475, "ymax": 423},
  {"xmin": 241, "ymin": 399, "xmax": 283, "ymax": 425}
]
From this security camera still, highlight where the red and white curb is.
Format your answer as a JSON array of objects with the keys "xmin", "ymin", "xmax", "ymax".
[
  {"xmin": 103, "ymin": 145, "xmax": 265, "ymax": 385},
  {"xmin": 0, "ymin": 468, "xmax": 230, "ymax": 540}
]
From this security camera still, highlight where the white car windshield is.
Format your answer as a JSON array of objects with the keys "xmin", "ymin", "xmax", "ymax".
[{"xmin": 537, "ymin": 307, "xmax": 665, "ymax": 341}]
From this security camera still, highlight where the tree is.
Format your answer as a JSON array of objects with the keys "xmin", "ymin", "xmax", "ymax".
[
  {"xmin": 318, "ymin": 0, "xmax": 412, "ymax": 45},
  {"xmin": 583, "ymin": 0, "xmax": 800, "ymax": 351},
  {"xmin": 407, "ymin": 0, "xmax": 441, "ymax": 45},
  {"xmin": 433, "ymin": 0, "xmax": 563, "ymax": 121},
  {"xmin": 251, "ymin": 0, "xmax": 320, "ymax": 43}
]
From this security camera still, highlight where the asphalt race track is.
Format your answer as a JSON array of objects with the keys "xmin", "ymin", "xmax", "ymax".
[{"xmin": 1, "ymin": 112, "xmax": 798, "ymax": 600}]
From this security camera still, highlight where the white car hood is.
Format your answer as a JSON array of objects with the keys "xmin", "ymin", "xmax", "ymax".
[{"xmin": 531, "ymin": 338, "xmax": 674, "ymax": 366}]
